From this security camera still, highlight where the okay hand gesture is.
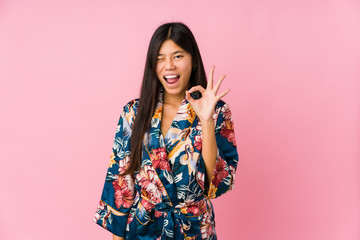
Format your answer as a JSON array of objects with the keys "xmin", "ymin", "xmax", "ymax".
[{"xmin": 185, "ymin": 65, "xmax": 230, "ymax": 123}]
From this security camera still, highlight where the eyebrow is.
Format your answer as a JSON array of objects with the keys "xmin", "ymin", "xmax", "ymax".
[{"xmin": 157, "ymin": 50, "xmax": 185, "ymax": 56}]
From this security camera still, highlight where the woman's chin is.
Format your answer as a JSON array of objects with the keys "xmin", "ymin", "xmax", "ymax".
[{"xmin": 163, "ymin": 87, "xmax": 186, "ymax": 97}]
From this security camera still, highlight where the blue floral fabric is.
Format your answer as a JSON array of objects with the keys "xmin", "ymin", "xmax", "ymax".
[{"xmin": 94, "ymin": 88, "xmax": 239, "ymax": 239}]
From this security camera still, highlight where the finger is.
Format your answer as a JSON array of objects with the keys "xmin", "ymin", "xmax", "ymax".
[
  {"xmin": 207, "ymin": 65, "xmax": 215, "ymax": 90},
  {"xmin": 185, "ymin": 90, "xmax": 195, "ymax": 104},
  {"xmin": 216, "ymin": 88, "xmax": 231, "ymax": 101},
  {"xmin": 213, "ymin": 74, "xmax": 226, "ymax": 94},
  {"xmin": 188, "ymin": 85, "xmax": 206, "ymax": 93}
]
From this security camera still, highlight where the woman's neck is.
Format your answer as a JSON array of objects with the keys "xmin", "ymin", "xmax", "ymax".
[{"xmin": 163, "ymin": 91, "xmax": 185, "ymax": 106}]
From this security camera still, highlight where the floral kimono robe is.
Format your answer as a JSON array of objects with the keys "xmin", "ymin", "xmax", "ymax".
[{"xmin": 94, "ymin": 88, "xmax": 239, "ymax": 239}]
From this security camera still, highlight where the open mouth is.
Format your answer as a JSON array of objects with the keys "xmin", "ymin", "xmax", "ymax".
[{"xmin": 164, "ymin": 75, "xmax": 180, "ymax": 84}]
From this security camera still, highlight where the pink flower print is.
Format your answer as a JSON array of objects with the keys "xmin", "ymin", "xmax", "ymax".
[
  {"xmin": 229, "ymin": 165, "xmax": 236, "ymax": 190},
  {"xmin": 212, "ymin": 111, "xmax": 219, "ymax": 122},
  {"xmin": 99, "ymin": 200, "xmax": 105, "ymax": 210},
  {"xmin": 186, "ymin": 200, "xmax": 207, "ymax": 217},
  {"xmin": 178, "ymin": 199, "xmax": 207, "ymax": 217},
  {"xmin": 112, "ymin": 176, "xmax": 134, "ymax": 209},
  {"xmin": 194, "ymin": 135, "xmax": 202, "ymax": 151},
  {"xmin": 118, "ymin": 155, "xmax": 130, "ymax": 174},
  {"xmin": 212, "ymin": 155, "xmax": 229, "ymax": 188},
  {"xmin": 196, "ymin": 170, "xmax": 205, "ymax": 190},
  {"xmin": 140, "ymin": 196, "xmax": 155, "ymax": 213},
  {"xmin": 127, "ymin": 212, "xmax": 134, "ymax": 225},
  {"xmin": 136, "ymin": 164, "xmax": 165, "ymax": 204},
  {"xmin": 143, "ymin": 181, "xmax": 162, "ymax": 204},
  {"xmin": 185, "ymin": 198, "xmax": 207, "ymax": 216},
  {"xmin": 220, "ymin": 120, "xmax": 237, "ymax": 146},
  {"xmin": 151, "ymin": 147, "xmax": 171, "ymax": 171},
  {"xmin": 222, "ymin": 105, "xmax": 232, "ymax": 120},
  {"xmin": 185, "ymin": 204, "xmax": 200, "ymax": 216},
  {"xmin": 200, "ymin": 211, "xmax": 214, "ymax": 239},
  {"xmin": 154, "ymin": 209, "xmax": 163, "ymax": 218}
]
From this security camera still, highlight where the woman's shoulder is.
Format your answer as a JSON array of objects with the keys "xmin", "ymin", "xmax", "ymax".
[
  {"xmin": 212, "ymin": 99, "xmax": 233, "ymax": 123},
  {"xmin": 215, "ymin": 99, "xmax": 233, "ymax": 113},
  {"xmin": 120, "ymin": 98, "xmax": 140, "ymax": 125},
  {"xmin": 215, "ymin": 99, "xmax": 226, "ymax": 109},
  {"xmin": 123, "ymin": 98, "xmax": 140, "ymax": 113}
]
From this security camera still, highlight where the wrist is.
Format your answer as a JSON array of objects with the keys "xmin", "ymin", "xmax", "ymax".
[{"xmin": 199, "ymin": 118, "xmax": 214, "ymax": 128}]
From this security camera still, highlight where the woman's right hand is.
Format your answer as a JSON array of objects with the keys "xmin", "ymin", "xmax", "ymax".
[{"xmin": 113, "ymin": 234, "xmax": 124, "ymax": 240}]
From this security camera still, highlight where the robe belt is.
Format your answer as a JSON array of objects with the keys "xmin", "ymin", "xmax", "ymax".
[
  {"xmin": 154, "ymin": 202, "xmax": 191, "ymax": 239},
  {"xmin": 138, "ymin": 195, "xmax": 206, "ymax": 239}
]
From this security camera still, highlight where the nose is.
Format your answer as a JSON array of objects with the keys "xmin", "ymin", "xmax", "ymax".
[{"xmin": 164, "ymin": 58, "xmax": 175, "ymax": 69}]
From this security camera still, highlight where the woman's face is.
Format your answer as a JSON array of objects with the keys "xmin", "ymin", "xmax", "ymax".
[{"xmin": 156, "ymin": 39, "xmax": 193, "ymax": 99}]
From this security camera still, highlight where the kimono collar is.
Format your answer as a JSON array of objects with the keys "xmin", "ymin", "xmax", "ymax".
[{"xmin": 146, "ymin": 87, "xmax": 197, "ymax": 151}]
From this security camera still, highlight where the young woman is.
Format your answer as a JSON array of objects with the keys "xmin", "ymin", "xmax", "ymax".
[{"xmin": 94, "ymin": 22, "xmax": 239, "ymax": 240}]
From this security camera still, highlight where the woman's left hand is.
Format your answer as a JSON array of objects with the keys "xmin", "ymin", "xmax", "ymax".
[{"xmin": 185, "ymin": 65, "xmax": 230, "ymax": 123}]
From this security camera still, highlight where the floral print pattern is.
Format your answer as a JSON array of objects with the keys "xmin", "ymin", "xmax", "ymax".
[{"xmin": 94, "ymin": 87, "xmax": 239, "ymax": 239}]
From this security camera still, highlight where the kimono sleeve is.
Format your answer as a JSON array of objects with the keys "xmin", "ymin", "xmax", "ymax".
[
  {"xmin": 93, "ymin": 107, "xmax": 135, "ymax": 237},
  {"xmin": 204, "ymin": 102, "xmax": 239, "ymax": 199}
]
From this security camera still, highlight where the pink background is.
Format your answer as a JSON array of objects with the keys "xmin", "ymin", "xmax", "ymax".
[{"xmin": 0, "ymin": 0, "xmax": 359, "ymax": 239}]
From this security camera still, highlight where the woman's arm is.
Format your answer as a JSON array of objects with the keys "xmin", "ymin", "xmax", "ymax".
[
  {"xmin": 113, "ymin": 235, "xmax": 124, "ymax": 240},
  {"xmin": 200, "ymin": 118, "xmax": 217, "ymax": 184}
]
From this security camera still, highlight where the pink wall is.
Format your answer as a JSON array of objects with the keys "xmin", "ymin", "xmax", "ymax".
[{"xmin": 0, "ymin": 0, "xmax": 359, "ymax": 239}]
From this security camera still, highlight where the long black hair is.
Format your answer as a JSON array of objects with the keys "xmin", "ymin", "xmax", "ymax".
[{"xmin": 121, "ymin": 22, "xmax": 207, "ymax": 176}]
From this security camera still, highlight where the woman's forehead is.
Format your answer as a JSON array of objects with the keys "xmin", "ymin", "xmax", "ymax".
[
  {"xmin": 158, "ymin": 40, "xmax": 186, "ymax": 55},
  {"xmin": 157, "ymin": 50, "xmax": 185, "ymax": 56}
]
